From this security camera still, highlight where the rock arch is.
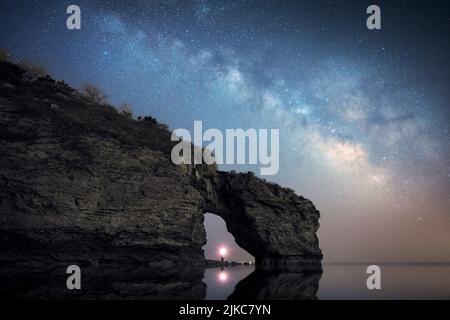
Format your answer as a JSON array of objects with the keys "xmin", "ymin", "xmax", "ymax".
[{"xmin": 194, "ymin": 169, "xmax": 323, "ymax": 271}]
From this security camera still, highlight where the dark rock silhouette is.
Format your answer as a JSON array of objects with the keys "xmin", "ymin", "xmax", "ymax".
[{"xmin": 0, "ymin": 60, "xmax": 322, "ymax": 298}]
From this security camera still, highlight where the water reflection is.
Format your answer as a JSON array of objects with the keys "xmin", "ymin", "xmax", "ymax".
[
  {"xmin": 203, "ymin": 266, "xmax": 255, "ymax": 300},
  {"xmin": 4, "ymin": 264, "xmax": 450, "ymax": 299},
  {"xmin": 202, "ymin": 265, "xmax": 321, "ymax": 300},
  {"xmin": 203, "ymin": 263, "xmax": 450, "ymax": 300},
  {"xmin": 218, "ymin": 270, "xmax": 228, "ymax": 282},
  {"xmin": 229, "ymin": 268, "xmax": 321, "ymax": 300},
  {"xmin": 318, "ymin": 264, "xmax": 450, "ymax": 300},
  {"xmin": 1, "ymin": 265, "xmax": 207, "ymax": 300}
]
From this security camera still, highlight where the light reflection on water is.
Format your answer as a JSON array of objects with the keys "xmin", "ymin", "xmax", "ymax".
[
  {"xmin": 217, "ymin": 270, "xmax": 229, "ymax": 282},
  {"xmin": 202, "ymin": 264, "xmax": 450, "ymax": 300},
  {"xmin": 5, "ymin": 263, "xmax": 450, "ymax": 299},
  {"xmin": 203, "ymin": 266, "xmax": 255, "ymax": 300}
]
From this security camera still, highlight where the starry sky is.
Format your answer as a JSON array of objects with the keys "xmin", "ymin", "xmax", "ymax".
[{"xmin": 1, "ymin": 0, "xmax": 449, "ymax": 263}]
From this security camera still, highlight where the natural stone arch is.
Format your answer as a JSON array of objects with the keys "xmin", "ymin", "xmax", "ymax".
[{"xmin": 195, "ymin": 169, "xmax": 323, "ymax": 271}]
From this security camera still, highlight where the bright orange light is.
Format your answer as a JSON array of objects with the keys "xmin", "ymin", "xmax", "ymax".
[{"xmin": 218, "ymin": 247, "xmax": 227, "ymax": 257}]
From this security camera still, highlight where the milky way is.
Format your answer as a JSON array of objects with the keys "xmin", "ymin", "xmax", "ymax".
[{"xmin": 1, "ymin": 0, "xmax": 449, "ymax": 262}]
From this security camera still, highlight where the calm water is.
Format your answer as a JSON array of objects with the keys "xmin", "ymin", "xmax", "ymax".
[
  {"xmin": 4, "ymin": 263, "xmax": 450, "ymax": 299},
  {"xmin": 203, "ymin": 265, "xmax": 256, "ymax": 300},
  {"xmin": 319, "ymin": 264, "xmax": 450, "ymax": 300},
  {"xmin": 203, "ymin": 264, "xmax": 450, "ymax": 300}
]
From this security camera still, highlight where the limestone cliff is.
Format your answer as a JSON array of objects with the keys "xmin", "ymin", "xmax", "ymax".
[{"xmin": 0, "ymin": 61, "xmax": 322, "ymax": 280}]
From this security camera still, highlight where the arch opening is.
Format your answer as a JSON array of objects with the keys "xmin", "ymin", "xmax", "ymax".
[{"xmin": 202, "ymin": 212, "xmax": 255, "ymax": 264}]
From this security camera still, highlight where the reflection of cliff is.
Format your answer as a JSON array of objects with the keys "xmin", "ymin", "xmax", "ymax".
[
  {"xmin": 0, "ymin": 60, "xmax": 321, "ymax": 290},
  {"xmin": 228, "ymin": 269, "xmax": 322, "ymax": 300},
  {"xmin": 1, "ymin": 265, "xmax": 206, "ymax": 300}
]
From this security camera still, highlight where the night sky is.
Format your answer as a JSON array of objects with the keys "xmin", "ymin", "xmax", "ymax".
[{"xmin": 1, "ymin": 0, "xmax": 449, "ymax": 263}]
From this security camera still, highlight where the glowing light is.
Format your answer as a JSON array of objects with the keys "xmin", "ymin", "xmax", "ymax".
[
  {"xmin": 218, "ymin": 246, "xmax": 228, "ymax": 257},
  {"xmin": 218, "ymin": 271, "xmax": 228, "ymax": 282}
]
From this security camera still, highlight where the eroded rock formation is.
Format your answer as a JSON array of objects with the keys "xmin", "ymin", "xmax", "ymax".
[
  {"xmin": 195, "ymin": 169, "xmax": 322, "ymax": 270},
  {"xmin": 0, "ymin": 60, "xmax": 322, "ymax": 286}
]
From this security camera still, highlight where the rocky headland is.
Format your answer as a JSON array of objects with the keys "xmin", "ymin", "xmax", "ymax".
[{"xmin": 0, "ymin": 61, "xmax": 322, "ymax": 298}]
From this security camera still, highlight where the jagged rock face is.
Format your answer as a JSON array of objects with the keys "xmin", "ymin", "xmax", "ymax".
[{"xmin": 0, "ymin": 61, "xmax": 322, "ymax": 279}]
